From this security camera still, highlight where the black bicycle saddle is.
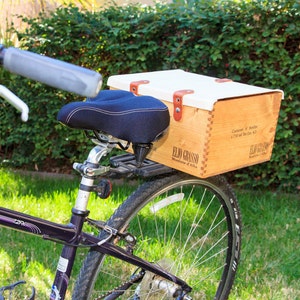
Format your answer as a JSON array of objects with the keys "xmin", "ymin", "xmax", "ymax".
[{"xmin": 57, "ymin": 90, "xmax": 170, "ymax": 144}]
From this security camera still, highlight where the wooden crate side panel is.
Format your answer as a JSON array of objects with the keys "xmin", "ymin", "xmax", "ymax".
[
  {"xmin": 147, "ymin": 101, "xmax": 212, "ymax": 176},
  {"xmin": 201, "ymin": 92, "xmax": 282, "ymax": 177},
  {"xmin": 122, "ymin": 90, "xmax": 281, "ymax": 178}
]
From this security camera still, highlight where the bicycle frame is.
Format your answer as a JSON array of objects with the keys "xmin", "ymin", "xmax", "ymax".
[
  {"xmin": 0, "ymin": 45, "xmax": 192, "ymax": 299},
  {"xmin": 0, "ymin": 142, "xmax": 192, "ymax": 300}
]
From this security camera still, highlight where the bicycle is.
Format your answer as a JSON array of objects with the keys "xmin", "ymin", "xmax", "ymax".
[{"xmin": 0, "ymin": 45, "xmax": 242, "ymax": 300}]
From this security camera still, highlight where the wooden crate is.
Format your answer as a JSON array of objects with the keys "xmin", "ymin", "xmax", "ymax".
[{"xmin": 108, "ymin": 70, "xmax": 283, "ymax": 178}]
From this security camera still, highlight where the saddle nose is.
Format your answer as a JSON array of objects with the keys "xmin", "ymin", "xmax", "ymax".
[{"xmin": 57, "ymin": 90, "xmax": 170, "ymax": 144}]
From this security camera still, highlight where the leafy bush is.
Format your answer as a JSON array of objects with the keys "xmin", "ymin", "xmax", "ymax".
[{"xmin": 0, "ymin": 0, "xmax": 299, "ymax": 191}]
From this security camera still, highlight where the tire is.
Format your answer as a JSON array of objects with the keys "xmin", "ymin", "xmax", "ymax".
[{"xmin": 72, "ymin": 173, "xmax": 242, "ymax": 300}]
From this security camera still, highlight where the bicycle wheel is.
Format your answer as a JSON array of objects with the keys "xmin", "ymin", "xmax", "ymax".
[{"xmin": 72, "ymin": 173, "xmax": 241, "ymax": 300}]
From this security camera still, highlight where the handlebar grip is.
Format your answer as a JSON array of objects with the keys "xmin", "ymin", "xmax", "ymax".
[{"xmin": 3, "ymin": 47, "xmax": 102, "ymax": 98}]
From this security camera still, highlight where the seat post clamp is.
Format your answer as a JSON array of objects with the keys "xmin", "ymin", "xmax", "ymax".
[{"xmin": 173, "ymin": 90, "xmax": 194, "ymax": 121}]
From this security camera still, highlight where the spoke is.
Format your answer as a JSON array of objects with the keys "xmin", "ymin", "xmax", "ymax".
[
  {"xmin": 186, "ymin": 193, "xmax": 217, "ymax": 252},
  {"xmin": 177, "ymin": 192, "xmax": 222, "ymax": 269},
  {"xmin": 192, "ymin": 231, "xmax": 229, "ymax": 268},
  {"xmin": 189, "ymin": 204, "xmax": 224, "ymax": 260},
  {"xmin": 194, "ymin": 247, "xmax": 228, "ymax": 269},
  {"xmin": 168, "ymin": 188, "xmax": 191, "ymax": 247},
  {"xmin": 136, "ymin": 214, "xmax": 144, "ymax": 241},
  {"xmin": 180, "ymin": 229, "xmax": 229, "ymax": 279},
  {"xmin": 195, "ymin": 262, "xmax": 228, "ymax": 284},
  {"xmin": 168, "ymin": 185, "xmax": 197, "ymax": 273},
  {"xmin": 182, "ymin": 187, "xmax": 208, "ymax": 251},
  {"xmin": 185, "ymin": 214, "xmax": 227, "ymax": 256}
]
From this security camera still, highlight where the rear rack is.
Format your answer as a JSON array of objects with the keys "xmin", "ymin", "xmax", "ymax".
[{"xmin": 109, "ymin": 153, "xmax": 174, "ymax": 178}]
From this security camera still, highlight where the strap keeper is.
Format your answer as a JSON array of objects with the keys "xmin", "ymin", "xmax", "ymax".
[
  {"xmin": 130, "ymin": 80, "xmax": 150, "ymax": 95},
  {"xmin": 173, "ymin": 89, "xmax": 194, "ymax": 121}
]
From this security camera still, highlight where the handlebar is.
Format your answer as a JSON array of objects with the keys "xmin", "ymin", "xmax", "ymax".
[
  {"xmin": 0, "ymin": 45, "xmax": 102, "ymax": 98},
  {"xmin": 0, "ymin": 85, "xmax": 29, "ymax": 121},
  {"xmin": 0, "ymin": 45, "xmax": 102, "ymax": 122}
]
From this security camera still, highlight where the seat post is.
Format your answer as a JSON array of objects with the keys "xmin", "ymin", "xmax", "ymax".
[{"xmin": 73, "ymin": 142, "xmax": 114, "ymax": 212}]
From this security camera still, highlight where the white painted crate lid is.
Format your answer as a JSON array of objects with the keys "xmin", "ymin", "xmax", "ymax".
[{"xmin": 108, "ymin": 69, "xmax": 283, "ymax": 111}]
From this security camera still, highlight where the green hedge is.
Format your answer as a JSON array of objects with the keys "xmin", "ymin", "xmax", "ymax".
[{"xmin": 0, "ymin": 0, "xmax": 299, "ymax": 191}]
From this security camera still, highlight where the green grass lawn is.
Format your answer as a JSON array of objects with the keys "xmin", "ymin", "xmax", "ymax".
[
  {"xmin": 0, "ymin": 169, "xmax": 299, "ymax": 299},
  {"xmin": 231, "ymin": 189, "xmax": 299, "ymax": 300}
]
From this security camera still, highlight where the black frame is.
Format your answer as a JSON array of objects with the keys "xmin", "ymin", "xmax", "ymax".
[{"xmin": 0, "ymin": 205, "xmax": 191, "ymax": 299}]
